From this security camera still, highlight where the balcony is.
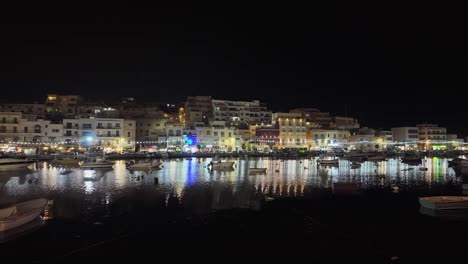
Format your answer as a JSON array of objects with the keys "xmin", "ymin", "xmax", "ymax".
[
  {"xmin": 96, "ymin": 126, "xmax": 120, "ymax": 129},
  {"xmin": 0, "ymin": 120, "xmax": 19, "ymax": 124},
  {"xmin": 97, "ymin": 134, "xmax": 120, "ymax": 138}
]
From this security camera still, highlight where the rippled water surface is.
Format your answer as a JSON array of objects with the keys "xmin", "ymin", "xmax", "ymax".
[{"xmin": 0, "ymin": 157, "xmax": 458, "ymax": 210}]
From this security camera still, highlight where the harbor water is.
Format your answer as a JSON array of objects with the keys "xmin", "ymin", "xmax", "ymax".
[{"xmin": 0, "ymin": 157, "xmax": 466, "ymax": 263}]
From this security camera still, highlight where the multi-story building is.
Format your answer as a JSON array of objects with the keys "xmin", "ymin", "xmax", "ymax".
[
  {"xmin": 332, "ymin": 116, "xmax": 360, "ymax": 130},
  {"xmin": 417, "ymin": 124, "xmax": 446, "ymax": 141},
  {"xmin": 416, "ymin": 124, "xmax": 447, "ymax": 150},
  {"xmin": 119, "ymin": 105, "xmax": 164, "ymax": 119},
  {"xmin": 45, "ymin": 94, "xmax": 82, "ymax": 117},
  {"xmin": 253, "ymin": 126, "xmax": 280, "ymax": 150},
  {"xmin": 194, "ymin": 121, "xmax": 239, "ymax": 152},
  {"xmin": 307, "ymin": 129, "xmax": 350, "ymax": 150},
  {"xmin": 349, "ymin": 134, "xmax": 387, "ymax": 151},
  {"xmin": 212, "ymin": 99, "xmax": 271, "ymax": 126},
  {"xmin": 77, "ymin": 101, "xmax": 120, "ymax": 118},
  {"xmin": 0, "ymin": 103, "xmax": 46, "ymax": 116},
  {"xmin": 184, "ymin": 96, "xmax": 213, "ymax": 128},
  {"xmin": 273, "ymin": 113, "xmax": 307, "ymax": 148},
  {"xmin": 62, "ymin": 117, "xmax": 135, "ymax": 152},
  {"xmin": 0, "ymin": 112, "xmax": 65, "ymax": 143},
  {"xmin": 391, "ymin": 127, "xmax": 419, "ymax": 149},
  {"xmin": 135, "ymin": 118, "xmax": 170, "ymax": 141},
  {"xmin": 289, "ymin": 108, "xmax": 332, "ymax": 128},
  {"xmin": 377, "ymin": 130, "xmax": 393, "ymax": 142}
]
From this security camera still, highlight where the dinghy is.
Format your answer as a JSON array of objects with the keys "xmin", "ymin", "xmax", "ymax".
[{"xmin": 0, "ymin": 198, "xmax": 48, "ymax": 232}]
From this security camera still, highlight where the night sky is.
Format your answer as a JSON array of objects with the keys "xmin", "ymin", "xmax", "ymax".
[{"xmin": 0, "ymin": 3, "xmax": 466, "ymax": 135}]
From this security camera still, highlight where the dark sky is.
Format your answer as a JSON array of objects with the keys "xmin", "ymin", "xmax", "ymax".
[{"xmin": 0, "ymin": 2, "xmax": 466, "ymax": 136}]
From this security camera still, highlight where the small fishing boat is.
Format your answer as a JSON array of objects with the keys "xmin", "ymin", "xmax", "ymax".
[
  {"xmin": 79, "ymin": 157, "xmax": 114, "ymax": 169},
  {"xmin": 127, "ymin": 160, "xmax": 162, "ymax": 171},
  {"xmin": 0, "ymin": 198, "xmax": 48, "ymax": 232},
  {"xmin": 317, "ymin": 155, "xmax": 339, "ymax": 166},
  {"xmin": 208, "ymin": 161, "xmax": 235, "ymax": 170},
  {"xmin": 419, "ymin": 196, "xmax": 468, "ymax": 210},
  {"xmin": 249, "ymin": 168, "xmax": 267, "ymax": 174}
]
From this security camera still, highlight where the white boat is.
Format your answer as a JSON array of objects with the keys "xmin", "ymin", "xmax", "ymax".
[
  {"xmin": 249, "ymin": 168, "xmax": 267, "ymax": 174},
  {"xmin": 419, "ymin": 196, "xmax": 468, "ymax": 210},
  {"xmin": 79, "ymin": 159, "xmax": 114, "ymax": 169},
  {"xmin": 0, "ymin": 158, "xmax": 34, "ymax": 169},
  {"xmin": 209, "ymin": 161, "xmax": 235, "ymax": 170},
  {"xmin": 128, "ymin": 160, "xmax": 162, "ymax": 170},
  {"xmin": 0, "ymin": 198, "xmax": 48, "ymax": 232}
]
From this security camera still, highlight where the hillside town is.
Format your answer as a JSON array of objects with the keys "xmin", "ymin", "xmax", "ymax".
[{"xmin": 0, "ymin": 95, "xmax": 466, "ymax": 156}]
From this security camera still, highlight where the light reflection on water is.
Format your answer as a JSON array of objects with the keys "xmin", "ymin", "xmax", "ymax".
[{"xmin": 0, "ymin": 158, "xmax": 459, "ymax": 219}]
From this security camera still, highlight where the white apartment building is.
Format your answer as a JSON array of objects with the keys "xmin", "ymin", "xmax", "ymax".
[
  {"xmin": 0, "ymin": 112, "xmax": 63, "ymax": 143},
  {"xmin": 307, "ymin": 129, "xmax": 350, "ymax": 149},
  {"xmin": 391, "ymin": 127, "xmax": 419, "ymax": 143},
  {"xmin": 63, "ymin": 117, "xmax": 135, "ymax": 152},
  {"xmin": 212, "ymin": 99, "xmax": 271, "ymax": 126},
  {"xmin": 195, "ymin": 122, "xmax": 239, "ymax": 151}
]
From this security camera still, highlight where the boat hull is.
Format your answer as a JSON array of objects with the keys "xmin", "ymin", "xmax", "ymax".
[
  {"xmin": 0, "ymin": 159, "xmax": 34, "ymax": 170},
  {"xmin": 419, "ymin": 196, "xmax": 468, "ymax": 210},
  {"xmin": 80, "ymin": 161, "xmax": 114, "ymax": 169},
  {"xmin": 128, "ymin": 162, "xmax": 162, "ymax": 170},
  {"xmin": 211, "ymin": 162, "xmax": 235, "ymax": 170},
  {"xmin": 0, "ymin": 198, "xmax": 48, "ymax": 232},
  {"xmin": 249, "ymin": 168, "xmax": 267, "ymax": 174}
]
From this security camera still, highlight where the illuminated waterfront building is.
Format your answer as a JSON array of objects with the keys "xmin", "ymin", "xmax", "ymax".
[
  {"xmin": 63, "ymin": 117, "xmax": 135, "ymax": 152},
  {"xmin": 194, "ymin": 121, "xmax": 239, "ymax": 152},
  {"xmin": 417, "ymin": 124, "xmax": 447, "ymax": 150},
  {"xmin": 212, "ymin": 99, "xmax": 271, "ymax": 126},
  {"xmin": 307, "ymin": 128, "xmax": 350, "ymax": 150},
  {"xmin": 272, "ymin": 113, "xmax": 307, "ymax": 148},
  {"xmin": 0, "ymin": 112, "xmax": 64, "ymax": 143}
]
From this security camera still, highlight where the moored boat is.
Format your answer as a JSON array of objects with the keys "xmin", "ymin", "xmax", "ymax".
[
  {"xmin": 79, "ymin": 159, "xmax": 114, "ymax": 169},
  {"xmin": 366, "ymin": 155, "xmax": 387, "ymax": 161},
  {"xmin": 0, "ymin": 198, "xmax": 48, "ymax": 232},
  {"xmin": 50, "ymin": 157, "xmax": 81, "ymax": 167},
  {"xmin": 249, "ymin": 168, "xmax": 267, "ymax": 174},
  {"xmin": 0, "ymin": 157, "xmax": 34, "ymax": 170},
  {"xmin": 317, "ymin": 157, "xmax": 339, "ymax": 166},
  {"xmin": 419, "ymin": 196, "xmax": 468, "ymax": 210},
  {"xmin": 208, "ymin": 161, "xmax": 235, "ymax": 170},
  {"xmin": 127, "ymin": 160, "xmax": 162, "ymax": 170},
  {"xmin": 448, "ymin": 158, "xmax": 468, "ymax": 167}
]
